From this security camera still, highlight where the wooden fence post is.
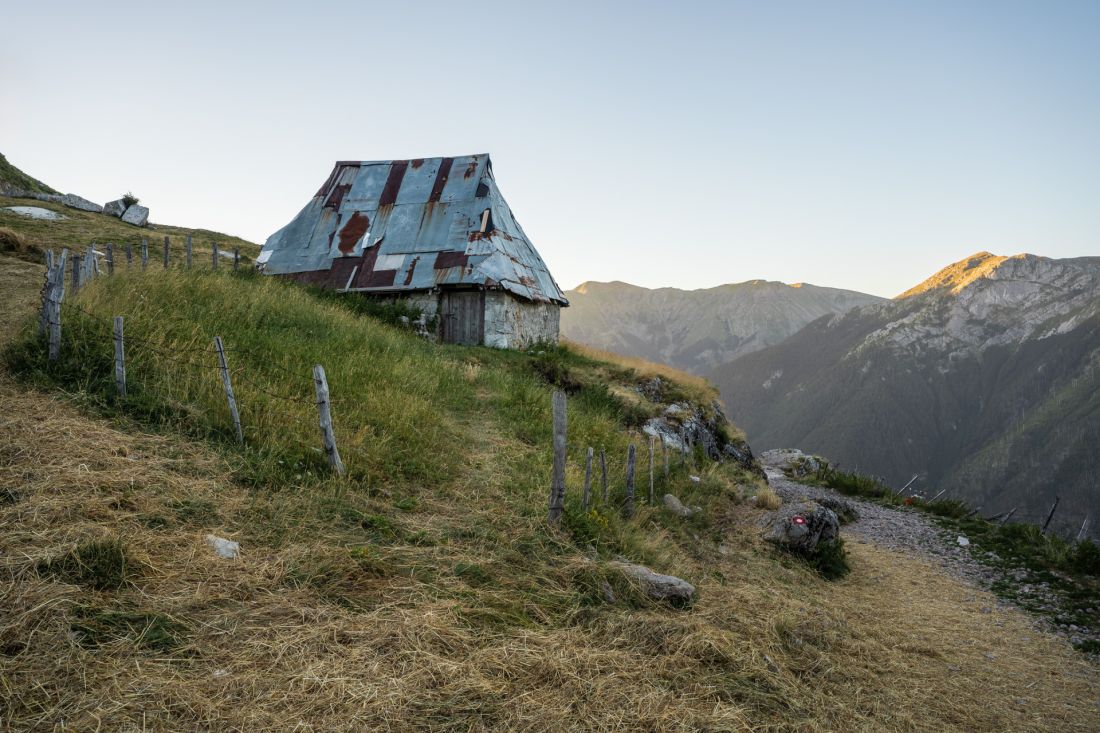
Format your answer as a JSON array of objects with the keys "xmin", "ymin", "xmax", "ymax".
[
  {"xmin": 163, "ymin": 236, "xmax": 170, "ymax": 269},
  {"xmin": 39, "ymin": 250, "xmax": 55, "ymax": 337},
  {"xmin": 547, "ymin": 390, "xmax": 567, "ymax": 524},
  {"xmin": 214, "ymin": 336, "xmax": 243, "ymax": 444},
  {"xmin": 141, "ymin": 238, "xmax": 148, "ymax": 270},
  {"xmin": 113, "ymin": 316, "xmax": 126, "ymax": 397},
  {"xmin": 186, "ymin": 233, "xmax": 193, "ymax": 270},
  {"xmin": 624, "ymin": 444, "xmax": 636, "ymax": 518},
  {"xmin": 997, "ymin": 507, "xmax": 1018, "ymax": 526},
  {"xmin": 48, "ymin": 249, "xmax": 69, "ymax": 361},
  {"xmin": 1042, "ymin": 496, "xmax": 1060, "ymax": 534},
  {"xmin": 125, "ymin": 243, "xmax": 133, "ymax": 268},
  {"xmin": 1077, "ymin": 516, "xmax": 1091, "ymax": 542},
  {"xmin": 233, "ymin": 247, "xmax": 240, "ymax": 271},
  {"xmin": 600, "ymin": 449, "xmax": 608, "ymax": 504},
  {"xmin": 106, "ymin": 244, "xmax": 114, "ymax": 275},
  {"xmin": 312, "ymin": 365, "xmax": 345, "ymax": 475},
  {"xmin": 648, "ymin": 435, "xmax": 655, "ymax": 504},
  {"xmin": 212, "ymin": 243, "xmax": 219, "ymax": 271},
  {"xmin": 582, "ymin": 446, "xmax": 593, "ymax": 512},
  {"xmin": 70, "ymin": 252, "xmax": 81, "ymax": 294},
  {"xmin": 663, "ymin": 441, "xmax": 669, "ymax": 481}
]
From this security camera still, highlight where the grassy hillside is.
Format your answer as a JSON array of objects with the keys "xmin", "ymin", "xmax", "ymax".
[
  {"xmin": 0, "ymin": 193, "xmax": 259, "ymax": 264},
  {"xmin": 1, "ymin": 259, "xmax": 1098, "ymax": 731},
  {"xmin": 0, "ymin": 152, "xmax": 58, "ymax": 196}
]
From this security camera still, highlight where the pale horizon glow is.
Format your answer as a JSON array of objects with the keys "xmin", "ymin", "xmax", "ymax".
[{"xmin": 2, "ymin": 1, "xmax": 1097, "ymax": 298}]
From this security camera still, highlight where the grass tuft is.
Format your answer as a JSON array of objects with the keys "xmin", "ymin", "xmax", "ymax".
[{"xmin": 37, "ymin": 537, "xmax": 129, "ymax": 590}]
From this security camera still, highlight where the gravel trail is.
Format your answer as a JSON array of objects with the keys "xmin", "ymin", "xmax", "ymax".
[{"xmin": 762, "ymin": 454, "xmax": 1099, "ymax": 653}]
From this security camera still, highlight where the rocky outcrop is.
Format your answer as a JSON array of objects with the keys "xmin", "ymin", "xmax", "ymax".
[
  {"xmin": 61, "ymin": 193, "xmax": 103, "ymax": 213},
  {"xmin": 103, "ymin": 199, "xmax": 128, "ymax": 217},
  {"xmin": 760, "ymin": 448, "xmax": 823, "ymax": 478},
  {"xmin": 638, "ymin": 378, "xmax": 763, "ymax": 477},
  {"xmin": 121, "ymin": 205, "xmax": 150, "ymax": 227},
  {"xmin": 764, "ymin": 501, "xmax": 839, "ymax": 554},
  {"xmin": 610, "ymin": 560, "xmax": 695, "ymax": 606}
]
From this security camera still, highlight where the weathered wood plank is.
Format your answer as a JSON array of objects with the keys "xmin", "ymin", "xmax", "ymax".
[
  {"xmin": 214, "ymin": 336, "xmax": 243, "ymax": 444},
  {"xmin": 113, "ymin": 316, "xmax": 126, "ymax": 398},
  {"xmin": 141, "ymin": 238, "xmax": 148, "ymax": 270},
  {"xmin": 312, "ymin": 365, "xmax": 345, "ymax": 475}
]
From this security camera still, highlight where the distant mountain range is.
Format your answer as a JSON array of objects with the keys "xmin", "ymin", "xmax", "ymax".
[
  {"xmin": 561, "ymin": 280, "xmax": 884, "ymax": 372},
  {"xmin": 712, "ymin": 252, "xmax": 1100, "ymax": 538}
]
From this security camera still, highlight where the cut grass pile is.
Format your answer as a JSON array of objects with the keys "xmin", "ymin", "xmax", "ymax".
[{"xmin": 1, "ymin": 256, "xmax": 1098, "ymax": 731}]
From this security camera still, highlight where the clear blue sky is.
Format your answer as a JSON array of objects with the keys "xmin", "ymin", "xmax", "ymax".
[{"xmin": 3, "ymin": 1, "xmax": 1097, "ymax": 297}]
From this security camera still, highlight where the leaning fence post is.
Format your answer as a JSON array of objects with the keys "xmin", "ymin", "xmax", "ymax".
[
  {"xmin": 214, "ymin": 336, "xmax": 243, "ymax": 444},
  {"xmin": 163, "ymin": 236, "xmax": 170, "ymax": 269},
  {"xmin": 113, "ymin": 316, "xmax": 126, "ymax": 398},
  {"xmin": 582, "ymin": 447, "xmax": 593, "ymax": 512},
  {"xmin": 624, "ymin": 444, "xmax": 636, "ymax": 518},
  {"xmin": 212, "ymin": 243, "xmax": 219, "ymax": 271},
  {"xmin": 48, "ymin": 249, "xmax": 69, "ymax": 361},
  {"xmin": 648, "ymin": 435, "xmax": 655, "ymax": 504},
  {"xmin": 233, "ymin": 247, "xmax": 240, "ymax": 271},
  {"xmin": 106, "ymin": 243, "xmax": 114, "ymax": 276},
  {"xmin": 1077, "ymin": 516, "xmax": 1091, "ymax": 542},
  {"xmin": 547, "ymin": 390, "xmax": 568, "ymax": 524},
  {"xmin": 141, "ymin": 238, "xmax": 148, "ymax": 270},
  {"xmin": 185, "ymin": 233, "xmax": 193, "ymax": 270},
  {"xmin": 1042, "ymin": 496, "xmax": 1060, "ymax": 534},
  {"xmin": 600, "ymin": 449, "xmax": 608, "ymax": 504},
  {"xmin": 312, "ymin": 365, "xmax": 345, "ymax": 475}
]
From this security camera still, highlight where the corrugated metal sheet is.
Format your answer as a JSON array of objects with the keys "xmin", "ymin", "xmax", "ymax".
[{"xmin": 260, "ymin": 154, "xmax": 567, "ymax": 305}]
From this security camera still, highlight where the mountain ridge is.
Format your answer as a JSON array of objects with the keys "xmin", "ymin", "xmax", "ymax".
[
  {"xmin": 711, "ymin": 251, "xmax": 1100, "ymax": 538},
  {"xmin": 561, "ymin": 278, "xmax": 885, "ymax": 373}
]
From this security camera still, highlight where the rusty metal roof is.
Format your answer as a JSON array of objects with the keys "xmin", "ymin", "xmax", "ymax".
[{"xmin": 258, "ymin": 154, "xmax": 567, "ymax": 305}]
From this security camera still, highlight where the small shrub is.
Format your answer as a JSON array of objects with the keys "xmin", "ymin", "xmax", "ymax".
[
  {"xmin": 529, "ymin": 349, "xmax": 582, "ymax": 393},
  {"xmin": 755, "ymin": 486, "xmax": 781, "ymax": 510},
  {"xmin": 122, "ymin": 192, "xmax": 140, "ymax": 208},
  {"xmin": 809, "ymin": 538, "xmax": 851, "ymax": 580},
  {"xmin": 918, "ymin": 498, "xmax": 970, "ymax": 519},
  {"xmin": 38, "ymin": 537, "xmax": 128, "ymax": 590},
  {"xmin": 1068, "ymin": 539, "xmax": 1100, "ymax": 576}
]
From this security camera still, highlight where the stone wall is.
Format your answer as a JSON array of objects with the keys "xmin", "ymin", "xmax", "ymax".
[{"xmin": 483, "ymin": 291, "xmax": 560, "ymax": 349}]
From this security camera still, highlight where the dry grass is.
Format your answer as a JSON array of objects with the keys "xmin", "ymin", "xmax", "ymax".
[
  {"xmin": 755, "ymin": 485, "xmax": 783, "ymax": 510},
  {"xmin": 563, "ymin": 337, "xmax": 717, "ymax": 399},
  {"xmin": 1, "ymin": 255, "xmax": 1098, "ymax": 731},
  {"xmin": 1, "ymin": 377, "xmax": 1097, "ymax": 732}
]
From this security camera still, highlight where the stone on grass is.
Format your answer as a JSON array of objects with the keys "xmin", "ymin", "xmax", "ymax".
[
  {"xmin": 121, "ymin": 204, "xmax": 150, "ymax": 227},
  {"xmin": 663, "ymin": 493, "xmax": 701, "ymax": 518},
  {"xmin": 764, "ymin": 501, "xmax": 839, "ymax": 554},
  {"xmin": 103, "ymin": 199, "xmax": 128, "ymax": 217},
  {"xmin": 61, "ymin": 193, "xmax": 103, "ymax": 213},
  {"xmin": 610, "ymin": 560, "xmax": 695, "ymax": 606},
  {"xmin": 205, "ymin": 534, "xmax": 240, "ymax": 559}
]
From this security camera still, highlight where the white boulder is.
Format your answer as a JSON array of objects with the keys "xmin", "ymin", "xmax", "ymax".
[
  {"xmin": 61, "ymin": 193, "xmax": 103, "ymax": 213},
  {"xmin": 121, "ymin": 205, "xmax": 150, "ymax": 227}
]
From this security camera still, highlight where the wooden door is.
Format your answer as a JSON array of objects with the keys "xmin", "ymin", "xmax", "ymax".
[{"xmin": 440, "ymin": 291, "xmax": 484, "ymax": 345}]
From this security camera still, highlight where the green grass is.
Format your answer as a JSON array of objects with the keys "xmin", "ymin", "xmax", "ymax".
[
  {"xmin": 0, "ymin": 193, "xmax": 259, "ymax": 265},
  {"xmin": 5, "ymin": 266, "xmax": 762, "ymax": 617},
  {"xmin": 37, "ymin": 537, "xmax": 129, "ymax": 591},
  {"xmin": 0, "ymin": 153, "xmax": 57, "ymax": 195},
  {"xmin": 71, "ymin": 606, "xmax": 185, "ymax": 653}
]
